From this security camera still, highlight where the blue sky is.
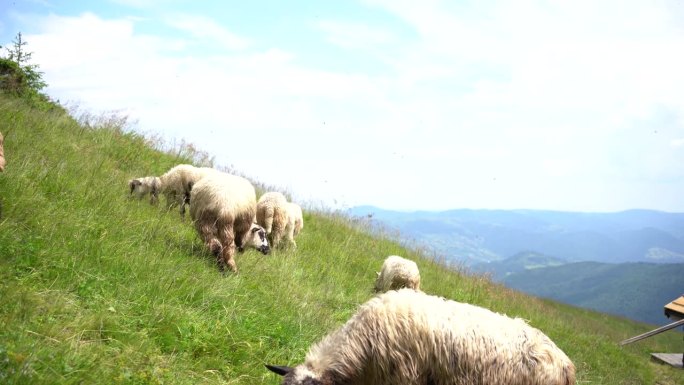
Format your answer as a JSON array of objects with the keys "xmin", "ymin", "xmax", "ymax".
[{"xmin": 2, "ymin": 0, "xmax": 684, "ymax": 212}]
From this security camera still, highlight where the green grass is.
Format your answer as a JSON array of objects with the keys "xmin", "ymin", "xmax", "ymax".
[{"xmin": 0, "ymin": 94, "xmax": 683, "ymax": 385}]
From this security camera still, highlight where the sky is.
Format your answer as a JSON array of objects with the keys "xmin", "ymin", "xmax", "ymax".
[{"xmin": 1, "ymin": 0, "xmax": 684, "ymax": 212}]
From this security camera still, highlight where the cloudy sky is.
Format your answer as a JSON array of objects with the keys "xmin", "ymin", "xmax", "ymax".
[{"xmin": 2, "ymin": 0, "xmax": 683, "ymax": 212}]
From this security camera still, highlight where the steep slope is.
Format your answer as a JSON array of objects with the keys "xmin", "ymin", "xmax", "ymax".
[{"xmin": 0, "ymin": 95, "xmax": 682, "ymax": 385}]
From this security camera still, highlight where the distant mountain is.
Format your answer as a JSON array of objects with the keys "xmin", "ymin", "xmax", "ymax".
[
  {"xmin": 499, "ymin": 262, "xmax": 684, "ymax": 325},
  {"xmin": 349, "ymin": 206, "xmax": 684, "ymax": 266},
  {"xmin": 471, "ymin": 251, "xmax": 567, "ymax": 280}
]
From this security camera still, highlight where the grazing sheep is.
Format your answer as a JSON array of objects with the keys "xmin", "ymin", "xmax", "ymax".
[
  {"xmin": 266, "ymin": 289, "xmax": 575, "ymax": 385},
  {"xmin": 276, "ymin": 201, "xmax": 304, "ymax": 249},
  {"xmin": 374, "ymin": 255, "xmax": 420, "ymax": 292},
  {"xmin": 0, "ymin": 131, "xmax": 5, "ymax": 172},
  {"xmin": 256, "ymin": 191, "xmax": 290, "ymax": 248},
  {"xmin": 190, "ymin": 172, "xmax": 270, "ymax": 272},
  {"xmin": 158, "ymin": 164, "xmax": 219, "ymax": 218},
  {"xmin": 288, "ymin": 202, "xmax": 304, "ymax": 237},
  {"xmin": 128, "ymin": 176, "xmax": 161, "ymax": 204}
]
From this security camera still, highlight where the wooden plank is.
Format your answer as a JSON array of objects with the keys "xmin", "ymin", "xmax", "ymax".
[
  {"xmin": 664, "ymin": 295, "xmax": 684, "ymax": 320},
  {"xmin": 651, "ymin": 353, "xmax": 683, "ymax": 369},
  {"xmin": 619, "ymin": 318, "xmax": 684, "ymax": 346}
]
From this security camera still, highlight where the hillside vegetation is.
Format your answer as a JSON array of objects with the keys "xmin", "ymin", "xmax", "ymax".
[{"xmin": 1, "ymin": 94, "xmax": 683, "ymax": 385}]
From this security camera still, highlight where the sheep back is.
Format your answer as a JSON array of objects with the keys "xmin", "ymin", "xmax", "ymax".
[
  {"xmin": 374, "ymin": 255, "xmax": 420, "ymax": 292},
  {"xmin": 287, "ymin": 289, "xmax": 574, "ymax": 385},
  {"xmin": 256, "ymin": 192, "xmax": 289, "ymax": 245}
]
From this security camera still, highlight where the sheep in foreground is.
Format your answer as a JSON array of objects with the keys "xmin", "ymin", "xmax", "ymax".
[
  {"xmin": 190, "ymin": 172, "xmax": 270, "ymax": 272},
  {"xmin": 374, "ymin": 255, "xmax": 420, "ymax": 292},
  {"xmin": 0, "ymin": 131, "xmax": 5, "ymax": 172},
  {"xmin": 256, "ymin": 191, "xmax": 290, "ymax": 248},
  {"xmin": 158, "ymin": 164, "xmax": 219, "ymax": 218},
  {"xmin": 128, "ymin": 176, "xmax": 161, "ymax": 204},
  {"xmin": 266, "ymin": 289, "xmax": 575, "ymax": 385}
]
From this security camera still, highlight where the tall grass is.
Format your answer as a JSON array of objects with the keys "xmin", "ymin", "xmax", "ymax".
[{"xmin": 0, "ymin": 94, "xmax": 682, "ymax": 385}]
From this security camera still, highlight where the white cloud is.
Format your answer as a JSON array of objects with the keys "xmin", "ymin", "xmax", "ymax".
[
  {"xmin": 165, "ymin": 14, "xmax": 250, "ymax": 50},
  {"xmin": 314, "ymin": 20, "xmax": 396, "ymax": 49},
  {"xmin": 10, "ymin": 1, "xmax": 684, "ymax": 212}
]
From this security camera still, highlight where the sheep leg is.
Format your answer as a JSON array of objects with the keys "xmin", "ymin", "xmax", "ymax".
[
  {"xmin": 285, "ymin": 222, "xmax": 296, "ymax": 249},
  {"xmin": 263, "ymin": 206, "xmax": 274, "ymax": 234},
  {"xmin": 196, "ymin": 218, "xmax": 223, "ymax": 268},
  {"xmin": 217, "ymin": 221, "xmax": 237, "ymax": 273}
]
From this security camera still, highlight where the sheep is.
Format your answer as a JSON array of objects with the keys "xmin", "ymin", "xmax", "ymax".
[
  {"xmin": 256, "ymin": 191, "xmax": 291, "ymax": 248},
  {"xmin": 190, "ymin": 172, "xmax": 270, "ymax": 272},
  {"xmin": 266, "ymin": 288, "xmax": 575, "ymax": 385},
  {"xmin": 279, "ymin": 201, "xmax": 304, "ymax": 249},
  {"xmin": 0, "ymin": 131, "xmax": 5, "ymax": 172},
  {"xmin": 374, "ymin": 255, "xmax": 420, "ymax": 292},
  {"xmin": 158, "ymin": 164, "xmax": 219, "ymax": 218},
  {"xmin": 127, "ymin": 176, "xmax": 161, "ymax": 204},
  {"xmin": 288, "ymin": 202, "xmax": 304, "ymax": 237}
]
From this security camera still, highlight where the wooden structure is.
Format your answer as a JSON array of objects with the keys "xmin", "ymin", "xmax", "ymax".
[
  {"xmin": 619, "ymin": 295, "xmax": 684, "ymax": 369},
  {"xmin": 665, "ymin": 295, "xmax": 684, "ymax": 321}
]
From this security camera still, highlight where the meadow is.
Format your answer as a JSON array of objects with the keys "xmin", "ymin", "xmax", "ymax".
[{"xmin": 0, "ymin": 94, "xmax": 682, "ymax": 384}]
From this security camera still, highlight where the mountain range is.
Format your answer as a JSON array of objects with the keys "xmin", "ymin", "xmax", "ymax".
[{"xmin": 349, "ymin": 206, "xmax": 684, "ymax": 324}]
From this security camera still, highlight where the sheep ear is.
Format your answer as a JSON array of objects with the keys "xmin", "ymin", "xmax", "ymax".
[
  {"xmin": 376, "ymin": 271, "xmax": 380, "ymax": 277},
  {"xmin": 265, "ymin": 364, "xmax": 293, "ymax": 376}
]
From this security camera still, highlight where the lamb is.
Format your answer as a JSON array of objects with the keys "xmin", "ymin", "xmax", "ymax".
[
  {"xmin": 190, "ymin": 172, "xmax": 270, "ymax": 272},
  {"xmin": 158, "ymin": 164, "xmax": 219, "ymax": 218},
  {"xmin": 0, "ymin": 131, "xmax": 5, "ymax": 172},
  {"xmin": 280, "ymin": 201, "xmax": 305, "ymax": 249},
  {"xmin": 266, "ymin": 289, "xmax": 576, "ymax": 385},
  {"xmin": 288, "ymin": 202, "xmax": 304, "ymax": 237},
  {"xmin": 128, "ymin": 176, "xmax": 161, "ymax": 204},
  {"xmin": 256, "ymin": 192, "xmax": 291, "ymax": 248},
  {"xmin": 374, "ymin": 255, "xmax": 420, "ymax": 292}
]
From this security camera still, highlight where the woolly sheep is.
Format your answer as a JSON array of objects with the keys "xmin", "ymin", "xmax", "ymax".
[
  {"xmin": 158, "ymin": 164, "xmax": 219, "ymax": 218},
  {"xmin": 374, "ymin": 255, "xmax": 420, "ymax": 292},
  {"xmin": 0, "ymin": 131, "xmax": 5, "ymax": 172},
  {"xmin": 280, "ymin": 201, "xmax": 304, "ymax": 249},
  {"xmin": 288, "ymin": 202, "xmax": 304, "ymax": 237},
  {"xmin": 256, "ymin": 192, "xmax": 291, "ymax": 248},
  {"xmin": 266, "ymin": 289, "xmax": 575, "ymax": 385},
  {"xmin": 190, "ymin": 172, "xmax": 270, "ymax": 272},
  {"xmin": 128, "ymin": 176, "xmax": 161, "ymax": 205}
]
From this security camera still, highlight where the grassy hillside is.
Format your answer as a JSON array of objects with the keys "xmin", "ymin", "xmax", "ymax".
[{"xmin": 1, "ymin": 94, "xmax": 683, "ymax": 385}]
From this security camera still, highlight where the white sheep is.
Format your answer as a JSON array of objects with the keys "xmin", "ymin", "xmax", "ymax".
[
  {"xmin": 158, "ymin": 164, "xmax": 219, "ymax": 218},
  {"xmin": 0, "ymin": 131, "xmax": 5, "ymax": 172},
  {"xmin": 256, "ymin": 191, "xmax": 291, "ymax": 248},
  {"xmin": 266, "ymin": 289, "xmax": 575, "ymax": 385},
  {"xmin": 189, "ymin": 172, "xmax": 270, "ymax": 272},
  {"xmin": 288, "ymin": 202, "xmax": 304, "ymax": 237},
  {"xmin": 127, "ymin": 176, "xmax": 161, "ymax": 205},
  {"xmin": 374, "ymin": 255, "xmax": 420, "ymax": 292}
]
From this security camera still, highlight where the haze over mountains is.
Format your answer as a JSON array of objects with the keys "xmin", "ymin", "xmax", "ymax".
[{"xmin": 349, "ymin": 206, "xmax": 684, "ymax": 325}]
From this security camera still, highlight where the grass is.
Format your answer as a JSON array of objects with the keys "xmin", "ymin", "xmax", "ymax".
[{"xmin": 0, "ymin": 93, "xmax": 683, "ymax": 384}]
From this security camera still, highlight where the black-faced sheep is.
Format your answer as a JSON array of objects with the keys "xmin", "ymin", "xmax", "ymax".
[
  {"xmin": 266, "ymin": 289, "xmax": 575, "ymax": 385},
  {"xmin": 256, "ymin": 191, "xmax": 291, "ymax": 248},
  {"xmin": 158, "ymin": 164, "xmax": 219, "ymax": 218},
  {"xmin": 190, "ymin": 172, "xmax": 270, "ymax": 272},
  {"xmin": 374, "ymin": 255, "xmax": 420, "ymax": 292},
  {"xmin": 0, "ymin": 131, "xmax": 5, "ymax": 172},
  {"xmin": 128, "ymin": 176, "xmax": 161, "ymax": 205}
]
